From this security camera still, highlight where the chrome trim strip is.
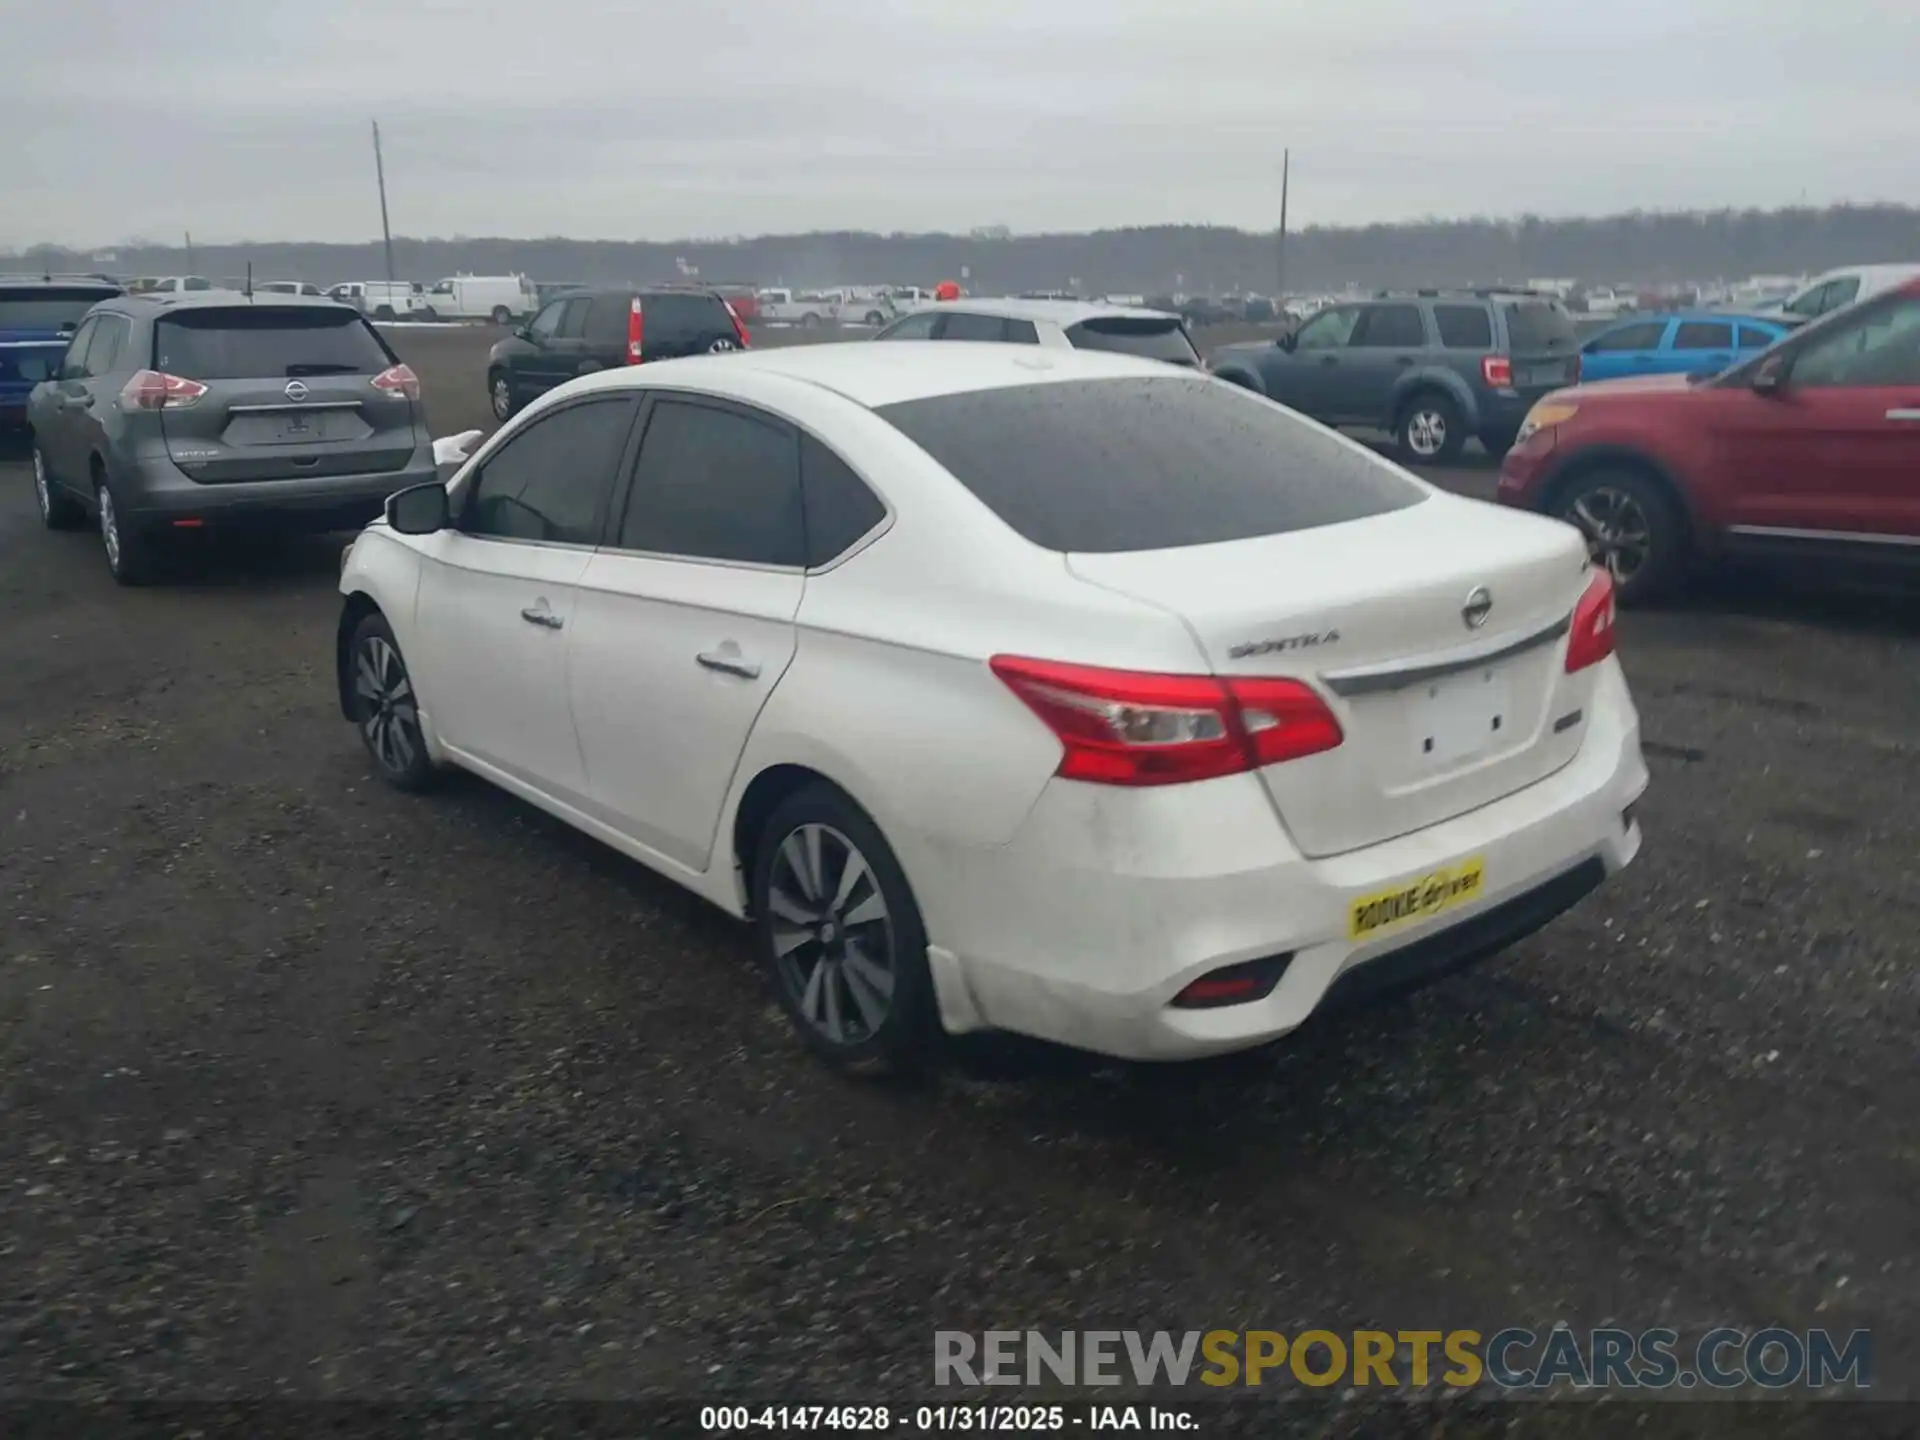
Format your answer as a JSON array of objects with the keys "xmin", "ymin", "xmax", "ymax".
[
  {"xmin": 1321, "ymin": 612, "xmax": 1571, "ymax": 698},
  {"xmin": 1726, "ymin": 524, "xmax": 1920, "ymax": 548},
  {"xmin": 227, "ymin": 401, "xmax": 362, "ymax": 414}
]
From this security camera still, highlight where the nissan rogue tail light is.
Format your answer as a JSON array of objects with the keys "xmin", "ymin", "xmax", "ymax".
[
  {"xmin": 990, "ymin": 656, "xmax": 1344, "ymax": 787},
  {"xmin": 370, "ymin": 363, "xmax": 420, "ymax": 401},
  {"xmin": 1564, "ymin": 569, "xmax": 1617, "ymax": 673},
  {"xmin": 1482, "ymin": 355, "xmax": 1513, "ymax": 387},
  {"xmin": 120, "ymin": 370, "xmax": 208, "ymax": 410},
  {"xmin": 627, "ymin": 297, "xmax": 644, "ymax": 364}
]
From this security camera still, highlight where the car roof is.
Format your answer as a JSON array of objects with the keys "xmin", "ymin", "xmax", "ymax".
[
  {"xmin": 0, "ymin": 277, "xmax": 121, "ymax": 292},
  {"xmin": 917, "ymin": 297, "xmax": 1179, "ymax": 326},
  {"xmin": 1599, "ymin": 311, "xmax": 1787, "ymax": 327},
  {"xmin": 559, "ymin": 339, "xmax": 1188, "ymax": 409},
  {"xmin": 1806, "ymin": 263, "xmax": 1920, "ymax": 283},
  {"xmin": 106, "ymin": 290, "xmax": 356, "ymax": 313}
]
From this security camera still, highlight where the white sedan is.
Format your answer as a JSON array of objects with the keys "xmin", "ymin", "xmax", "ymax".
[{"xmin": 337, "ymin": 344, "xmax": 1647, "ymax": 1073}]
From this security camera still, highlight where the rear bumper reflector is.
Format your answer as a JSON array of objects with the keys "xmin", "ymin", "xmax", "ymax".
[{"xmin": 1170, "ymin": 953, "xmax": 1294, "ymax": 1009}]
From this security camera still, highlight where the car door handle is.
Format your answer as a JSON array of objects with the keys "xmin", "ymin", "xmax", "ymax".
[
  {"xmin": 520, "ymin": 606, "xmax": 564, "ymax": 630},
  {"xmin": 1885, "ymin": 408, "xmax": 1920, "ymax": 421},
  {"xmin": 697, "ymin": 651, "xmax": 761, "ymax": 680},
  {"xmin": 1319, "ymin": 355, "xmax": 1339, "ymax": 366}
]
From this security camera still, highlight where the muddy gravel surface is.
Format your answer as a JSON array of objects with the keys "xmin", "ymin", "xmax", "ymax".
[{"xmin": 1, "ymin": 325, "xmax": 1916, "ymax": 1437}]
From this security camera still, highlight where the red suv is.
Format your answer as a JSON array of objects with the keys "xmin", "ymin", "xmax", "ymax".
[{"xmin": 1497, "ymin": 280, "xmax": 1920, "ymax": 602}]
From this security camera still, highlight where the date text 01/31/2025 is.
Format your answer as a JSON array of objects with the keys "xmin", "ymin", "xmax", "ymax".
[{"xmin": 700, "ymin": 1404, "xmax": 1199, "ymax": 1431}]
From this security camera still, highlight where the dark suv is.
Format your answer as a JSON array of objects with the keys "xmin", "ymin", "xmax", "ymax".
[
  {"xmin": 2, "ymin": 278, "xmax": 124, "ymax": 429},
  {"xmin": 26, "ymin": 292, "xmax": 434, "ymax": 584},
  {"xmin": 1208, "ymin": 290, "xmax": 1581, "ymax": 463},
  {"xmin": 485, "ymin": 285, "xmax": 748, "ymax": 420}
]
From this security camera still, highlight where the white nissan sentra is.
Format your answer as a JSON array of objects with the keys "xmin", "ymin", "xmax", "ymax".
[{"xmin": 337, "ymin": 343, "xmax": 1647, "ymax": 1073}]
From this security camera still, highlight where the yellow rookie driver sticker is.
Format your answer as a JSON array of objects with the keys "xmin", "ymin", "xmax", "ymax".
[{"xmin": 1349, "ymin": 857, "xmax": 1487, "ymax": 940}]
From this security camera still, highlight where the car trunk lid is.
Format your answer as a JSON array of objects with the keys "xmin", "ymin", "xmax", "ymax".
[
  {"xmin": 1503, "ymin": 299, "xmax": 1582, "ymax": 391},
  {"xmin": 1067, "ymin": 496, "xmax": 1598, "ymax": 858},
  {"xmin": 153, "ymin": 306, "xmax": 419, "ymax": 483}
]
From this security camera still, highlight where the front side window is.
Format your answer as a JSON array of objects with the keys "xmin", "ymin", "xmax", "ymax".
[
  {"xmin": 463, "ymin": 397, "xmax": 636, "ymax": 544},
  {"xmin": 81, "ymin": 315, "xmax": 129, "ymax": 376},
  {"xmin": 619, "ymin": 399, "xmax": 804, "ymax": 566},
  {"xmin": 555, "ymin": 298, "xmax": 591, "ymax": 340},
  {"xmin": 1585, "ymin": 321, "xmax": 1668, "ymax": 354},
  {"xmin": 1783, "ymin": 281, "xmax": 1835, "ymax": 319},
  {"xmin": 528, "ymin": 302, "xmax": 565, "ymax": 341},
  {"xmin": 939, "ymin": 311, "xmax": 1010, "ymax": 342},
  {"xmin": 58, "ymin": 318, "xmax": 99, "ymax": 379},
  {"xmin": 1789, "ymin": 296, "xmax": 1920, "ymax": 388},
  {"xmin": 1292, "ymin": 306, "xmax": 1358, "ymax": 351}
]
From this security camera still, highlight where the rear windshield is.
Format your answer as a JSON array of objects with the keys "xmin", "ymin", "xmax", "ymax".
[
  {"xmin": 877, "ymin": 376, "xmax": 1425, "ymax": 554},
  {"xmin": 642, "ymin": 293, "xmax": 733, "ymax": 335},
  {"xmin": 0, "ymin": 288, "xmax": 116, "ymax": 330},
  {"xmin": 154, "ymin": 308, "xmax": 393, "ymax": 380},
  {"xmin": 1065, "ymin": 317, "xmax": 1201, "ymax": 366},
  {"xmin": 1502, "ymin": 301, "xmax": 1578, "ymax": 352}
]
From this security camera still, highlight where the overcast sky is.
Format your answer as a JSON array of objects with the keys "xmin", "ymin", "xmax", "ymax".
[{"xmin": 9, "ymin": 0, "xmax": 1919, "ymax": 249}]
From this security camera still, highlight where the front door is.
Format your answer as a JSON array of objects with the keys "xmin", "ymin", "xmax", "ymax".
[
  {"xmin": 568, "ymin": 395, "xmax": 805, "ymax": 872},
  {"xmin": 1264, "ymin": 304, "xmax": 1359, "ymax": 418},
  {"xmin": 512, "ymin": 299, "xmax": 573, "ymax": 396},
  {"xmin": 410, "ymin": 394, "xmax": 640, "ymax": 802},
  {"xmin": 1716, "ymin": 292, "xmax": 1920, "ymax": 540}
]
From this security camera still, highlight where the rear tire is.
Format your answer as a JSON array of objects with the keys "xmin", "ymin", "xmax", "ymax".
[
  {"xmin": 420, "ymin": 306, "xmax": 439, "ymax": 322},
  {"xmin": 800, "ymin": 312, "xmax": 822, "ymax": 330},
  {"xmin": 346, "ymin": 613, "xmax": 439, "ymax": 791},
  {"xmin": 490, "ymin": 305, "xmax": 513, "ymax": 326},
  {"xmin": 751, "ymin": 783, "xmax": 939, "ymax": 1078},
  {"xmin": 488, "ymin": 369, "xmax": 516, "ymax": 422},
  {"xmin": 864, "ymin": 310, "xmax": 885, "ymax": 327},
  {"xmin": 374, "ymin": 305, "xmax": 396, "ymax": 321},
  {"xmin": 32, "ymin": 442, "xmax": 84, "ymax": 529},
  {"xmin": 95, "ymin": 468, "xmax": 161, "ymax": 586},
  {"xmin": 1395, "ymin": 392, "xmax": 1464, "ymax": 464},
  {"xmin": 1550, "ymin": 467, "xmax": 1687, "ymax": 606}
]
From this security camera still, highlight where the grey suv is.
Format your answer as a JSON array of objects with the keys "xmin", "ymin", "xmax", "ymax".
[
  {"xmin": 28, "ymin": 292, "xmax": 435, "ymax": 584},
  {"xmin": 1208, "ymin": 291, "xmax": 1580, "ymax": 463}
]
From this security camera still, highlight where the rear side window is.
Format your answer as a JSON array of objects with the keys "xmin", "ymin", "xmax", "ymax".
[
  {"xmin": 153, "ymin": 308, "xmax": 393, "ymax": 379},
  {"xmin": 1350, "ymin": 305, "xmax": 1426, "ymax": 348},
  {"xmin": 79, "ymin": 315, "xmax": 130, "ymax": 375},
  {"xmin": 1502, "ymin": 302, "xmax": 1578, "ymax": 351},
  {"xmin": 1672, "ymin": 321, "xmax": 1733, "ymax": 350},
  {"xmin": 1004, "ymin": 319, "xmax": 1040, "ymax": 345},
  {"xmin": 800, "ymin": 434, "xmax": 887, "ymax": 564},
  {"xmin": 877, "ymin": 311, "xmax": 940, "ymax": 341},
  {"xmin": 1432, "ymin": 305, "xmax": 1494, "ymax": 349},
  {"xmin": 877, "ymin": 376, "xmax": 1424, "ymax": 554},
  {"xmin": 639, "ymin": 293, "xmax": 732, "ymax": 339},
  {"xmin": 585, "ymin": 294, "xmax": 631, "ymax": 343},
  {"xmin": 1065, "ymin": 317, "xmax": 1200, "ymax": 366},
  {"xmin": 465, "ymin": 397, "xmax": 636, "ymax": 545},
  {"xmin": 620, "ymin": 399, "xmax": 804, "ymax": 566},
  {"xmin": 0, "ymin": 287, "xmax": 115, "ymax": 330},
  {"xmin": 940, "ymin": 312, "xmax": 1011, "ymax": 342}
]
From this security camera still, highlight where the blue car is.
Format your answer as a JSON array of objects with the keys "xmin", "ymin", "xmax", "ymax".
[
  {"xmin": 1577, "ymin": 311, "xmax": 1789, "ymax": 383},
  {"xmin": 0, "ymin": 278, "xmax": 123, "ymax": 429}
]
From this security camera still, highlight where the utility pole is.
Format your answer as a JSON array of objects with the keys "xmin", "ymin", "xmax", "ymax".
[
  {"xmin": 372, "ymin": 120, "xmax": 396, "ymax": 288},
  {"xmin": 184, "ymin": 230, "xmax": 194, "ymax": 273},
  {"xmin": 1276, "ymin": 149, "xmax": 1290, "ymax": 302}
]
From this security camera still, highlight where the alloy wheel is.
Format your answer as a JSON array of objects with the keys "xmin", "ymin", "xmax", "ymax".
[
  {"xmin": 1406, "ymin": 409, "xmax": 1447, "ymax": 458},
  {"xmin": 99, "ymin": 487, "xmax": 121, "ymax": 570},
  {"xmin": 490, "ymin": 376, "xmax": 511, "ymax": 419},
  {"xmin": 1568, "ymin": 487, "xmax": 1652, "ymax": 583},
  {"xmin": 353, "ymin": 634, "xmax": 422, "ymax": 776},
  {"xmin": 766, "ymin": 823, "xmax": 896, "ymax": 1047}
]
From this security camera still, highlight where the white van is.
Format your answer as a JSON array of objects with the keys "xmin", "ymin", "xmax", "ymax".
[
  {"xmin": 326, "ymin": 281, "xmax": 427, "ymax": 319},
  {"xmin": 1762, "ymin": 264, "xmax": 1920, "ymax": 327},
  {"xmin": 421, "ymin": 275, "xmax": 538, "ymax": 324}
]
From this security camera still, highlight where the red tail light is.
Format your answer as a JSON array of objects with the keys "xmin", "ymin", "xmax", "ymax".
[
  {"xmin": 989, "ymin": 656, "xmax": 1343, "ymax": 787},
  {"xmin": 724, "ymin": 300, "xmax": 751, "ymax": 349},
  {"xmin": 370, "ymin": 363, "xmax": 419, "ymax": 401},
  {"xmin": 1564, "ymin": 569, "xmax": 1617, "ymax": 673},
  {"xmin": 1482, "ymin": 355, "xmax": 1513, "ymax": 388},
  {"xmin": 120, "ymin": 370, "xmax": 208, "ymax": 410},
  {"xmin": 627, "ymin": 296, "xmax": 644, "ymax": 364}
]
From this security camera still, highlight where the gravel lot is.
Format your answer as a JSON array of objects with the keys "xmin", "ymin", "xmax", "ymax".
[{"xmin": 2, "ymin": 323, "xmax": 1916, "ymax": 1436}]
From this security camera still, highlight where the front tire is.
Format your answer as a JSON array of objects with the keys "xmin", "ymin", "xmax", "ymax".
[
  {"xmin": 33, "ymin": 442, "xmax": 84, "ymax": 529},
  {"xmin": 347, "ymin": 614, "xmax": 438, "ymax": 791},
  {"xmin": 488, "ymin": 369, "xmax": 516, "ymax": 421},
  {"xmin": 1395, "ymin": 393, "xmax": 1464, "ymax": 464},
  {"xmin": 1551, "ymin": 468, "xmax": 1686, "ymax": 605},
  {"xmin": 490, "ymin": 305, "xmax": 513, "ymax": 326},
  {"xmin": 864, "ymin": 311, "xmax": 885, "ymax": 327},
  {"xmin": 374, "ymin": 305, "xmax": 396, "ymax": 321},
  {"xmin": 751, "ymin": 784, "xmax": 938, "ymax": 1077}
]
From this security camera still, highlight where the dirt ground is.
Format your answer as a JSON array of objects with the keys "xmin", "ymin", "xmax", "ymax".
[{"xmin": 1, "ymin": 323, "xmax": 1916, "ymax": 1436}]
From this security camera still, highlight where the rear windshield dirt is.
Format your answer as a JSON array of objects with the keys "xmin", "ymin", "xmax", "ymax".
[
  {"xmin": 1065, "ymin": 317, "xmax": 1202, "ymax": 366},
  {"xmin": 877, "ymin": 376, "xmax": 1425, "ymax": 554},
  {"xmin": 1502, "ymin": 302, "xmax": 1578, "ymax": 352},
  {"xmin": 154, "ymin": 308, "xmax": 393, "ymax": 379}
]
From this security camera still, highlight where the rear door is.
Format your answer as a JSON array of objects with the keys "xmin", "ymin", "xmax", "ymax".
[
  {"xmin": 38, "ymin": 316, "xmax": 100, "ymax": 482},
  {"xmin": 1063, "ymin": 315, "xmax": 1203, "ymax": 369},
  {"xmin": 1337, "ymin": 302, "xmax": 1429, "ymax": 422},
  {"xmin": 150, "ymin": 306, "xmax": 419, "ymax": 483},
  {"xmin": 1502, "ymin": 299, "xmax": 1580, "ymax": 396},
  {"xmin": 1577, "ymin": 318, "xmax": 1670, "ymax": 383},
  {"xmin": 568, "ymin": 395, "xmax": 805, "ymax": 870},
  {"xmin": 639, "ymin": 292, "xmax": 741, "ymax": 360},
  {"xmin": 1670, "ymin": 318, "xmax": 1737, "ymax": 377}
]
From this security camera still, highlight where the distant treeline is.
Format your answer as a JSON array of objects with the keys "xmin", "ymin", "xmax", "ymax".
[{"xmin": 11, "ymin": 205, "xmax": 1920, "ymax": 295}]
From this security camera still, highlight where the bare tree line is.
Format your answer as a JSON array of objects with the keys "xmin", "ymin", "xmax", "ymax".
[{"xmin": 10, "ymin": 205, "xmax": 1918, "ymax": 294}]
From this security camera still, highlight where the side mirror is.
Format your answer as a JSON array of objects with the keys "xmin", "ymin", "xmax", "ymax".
[
  {"xmin": 513, "ymin": 325, "xmax": 534, "ymax": 343},
  {"xmin": 1276, "ymin": 332, "xmax": 1297, "ymax": 352},
  {"xmin": 1750, "ymin": 356, "xmax": 1788, "ymax": 395},
  {"xmin": 432, "ymin": 429, "xmax": 484, "ymax": 466},
  {"xmin": 386, "ymin": 481, "xmax": 450, "ymax": 535}
]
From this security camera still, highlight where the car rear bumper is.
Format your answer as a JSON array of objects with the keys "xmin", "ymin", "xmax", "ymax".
[
  {"xmin": 118, "ymin": 451, "xmax": 437, "ymax": 533},
  {"xmin": 912, "ymin": 657, "xmax": 1647, "ymax": 1061}
]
